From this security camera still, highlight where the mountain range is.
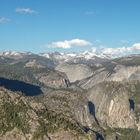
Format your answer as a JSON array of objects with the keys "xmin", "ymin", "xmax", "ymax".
[
  {"xmin": 0, "ymin": 51, "xmax": 140, "ymax": 140},
  {"xmin": 0, "ymin": 50, "xmax": 110, "ymax": 65}
]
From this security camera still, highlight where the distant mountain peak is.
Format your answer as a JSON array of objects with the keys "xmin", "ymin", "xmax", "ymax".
[
  {"xmin": 0, "ymin": 51, "xmax": 33, "ymax": 58},
  {"xmin": 0, "ymin": 50, "xmax": 110, "ymax": 65}
]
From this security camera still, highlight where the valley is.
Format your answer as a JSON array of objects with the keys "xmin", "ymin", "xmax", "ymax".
[{"xmin": 0, "ymin": 51, "xmax": 140, "ymax": 140}]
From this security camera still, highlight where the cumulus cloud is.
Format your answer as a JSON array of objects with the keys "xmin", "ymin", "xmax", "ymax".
[
  {"xmin": 133, "ymin": 43, "xmax": 140, "ymax": 50},
  {"xmin": 101, "ymin": 43, "xmax": 140, "ymax": 57},
  {"xmin": 16, "ymin": 8, "xmax": 37, "ymax": 14},
  {"xmin": 47, "ymin": 39, "xmax": 92, "ymax": 49},
  {"xmin": 0, "ymin": 17, "xmax": 10, "ymax": 23},
  {"xmin": 44, "ymin": 38, "xmax": 140, "ymax": 57}
]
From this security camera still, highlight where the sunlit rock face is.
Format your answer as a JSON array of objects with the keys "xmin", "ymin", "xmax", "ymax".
[
  {"xmin": 56, "ymin": 63, "xmax": 93, "ymax": 82},
  {"xmin": 78, "ymin": 65, "xmax": 140, "ymax": 90},
  {"xmin": 87, "ymin": 82, "xmax": 135, "ymax": 128}
]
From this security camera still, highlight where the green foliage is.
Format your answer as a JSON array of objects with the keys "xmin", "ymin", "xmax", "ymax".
[
  {"xmin": 43, "ymin": 110, "xmax": 84, "ymax": 134},
  {"xmin": 33, "ymin": 119, "xmax": 48, "ymax": 139},
  {"xmin": 0, "ymin": 101, "xmax": 29, "ymax": 134},
  {"xmin": 115, "ymin": 128, "xmax": 140, "ymax": 140},
  {"xmin": 101, "ymin": 127, "xmax": 140, "ymax": 140},
  {"xmin": 33, "ymin": 109, "xmax": 85, "ymax": 139}
]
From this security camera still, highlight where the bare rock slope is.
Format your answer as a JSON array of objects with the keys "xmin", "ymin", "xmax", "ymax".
[
  {"xmin": 56, "ymin": 63, "xmax": 93, "ymax": 82},
  {"xmin": 78, "ymin": 64, "xmax": 140, "ymax": 90},
  {"xmin": 87, "ymin": 82, "xmax": 136, "ymax": 129}
]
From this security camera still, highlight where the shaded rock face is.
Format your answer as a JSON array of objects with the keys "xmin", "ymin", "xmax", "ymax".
[
  {"xmin": 87, "ymin": 82, "xmax": 136, "ymax": 128},
  {"xmin": 35, "ymin": 71, "xmax": 70, "ymax": 89},
  {"xmin": 56, "ymin": 64, "xmax": 93, "ymax": 82}
]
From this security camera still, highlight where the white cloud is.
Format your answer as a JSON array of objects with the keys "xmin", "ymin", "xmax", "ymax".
[
  {"xmin": 47, "ymin": 39, "xmax": 92, "ymax": 49},
  {"xmin": 133, "ymin": 43, "xmax": 140, "ymax": 50},
  {"xmin": 16, "ymin": 8, "xmax": 37, "ymax": 14},
  {"xmin": 44, "ymin": 38, "xmax": 140, "ymax": 57},
  {"xmin": 91, "ymin": 47, "xmax": 97, "ymax": 53},
  {"xmin": 0, "ymin": 17, "xmax": 10, "ymax": 23},
  {"xmin": 101, "ymin": 43, "xmax": 140, "ymax": 57}
]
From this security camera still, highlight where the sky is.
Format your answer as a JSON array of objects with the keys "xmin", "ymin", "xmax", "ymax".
[{"xmin": 0, "ymin": 0, "xmax": 140, "ymax": 55}]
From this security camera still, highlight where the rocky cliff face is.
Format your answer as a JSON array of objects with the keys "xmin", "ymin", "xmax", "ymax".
[
  {"xmin": 107, "ymin": 65, "xmax": 140, "ymax": 82},
  {"xmin": 87, "ymin": 82, "xmax": 136, "ymax": 129},
  {"xmin": 56, "ymin": 63, "xmax": 93, "ymax": 82},
  {"xmin": 35, "ymin": 70, "xmax": 70, "ymax": 89},
  {"xmin": 78, "ymin": 64, "xmax": 140, "ymax": 90}
]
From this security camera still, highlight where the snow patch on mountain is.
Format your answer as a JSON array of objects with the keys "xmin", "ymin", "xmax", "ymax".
[{"xmin": 0, "ymin": 51, "xmax": 33, "ymax": 58}]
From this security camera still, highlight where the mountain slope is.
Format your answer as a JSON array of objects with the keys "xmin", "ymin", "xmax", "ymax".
[
  {"xmin": 56, "ymin": 63, "xmax": 94, "ymax": 82},
  {"xmin": 1, "ymin": 51, "xmax": 140, "ymax": 140},
  {"xmin": 0, "ymin": 87, "xmax": 97, "ymax": 140},
  {"xmin": 78, "ymin": 56, "xmax": 140, "ymax": 89}
]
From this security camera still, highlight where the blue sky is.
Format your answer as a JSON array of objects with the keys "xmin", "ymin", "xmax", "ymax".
[{"xmin": 0, "ymin": 0, "xmax": 140, "ymax": 54}]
